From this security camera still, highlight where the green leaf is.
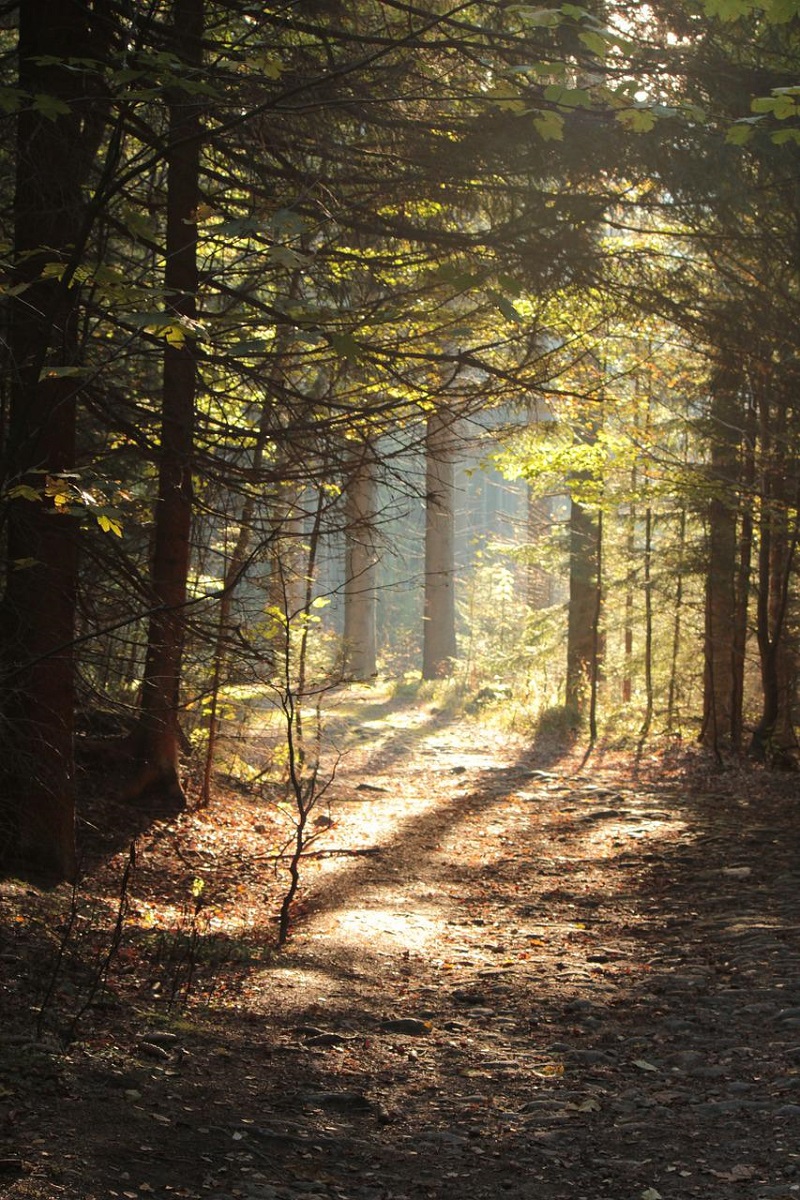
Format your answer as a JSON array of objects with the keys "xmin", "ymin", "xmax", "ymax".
[
  {"xmin": 767, "ymin": 0, "xmax": 800, "ymax": 20},
  {"xmin": 508, "ymin": 6, "xmax": 562, "ymax": 25},
  {"xmin": 6, "ymin": 484, "xmax": 42, "ymax": 503},
  {"xmin": 771, "ymin": 127, "xmax": 800, "ymax": 144},
  {"xmin": 32, "ymin": 93, "xmax": 71, "ymax": 119},
  {"xmin": 488, "ymin": 289, "xmax": 523, "ymax": 323},
  {"xmin": 752, "ymin": 93, "xmax": 797, "ymax": 118},
  {"xmin": 616, "ymin": 107, "xmax": 656, "ymax": 132},
  {"xmin": 578, "ymin": 29, "xmax": 608, "ymax": 56},
  {"xmin": 229, "ymin": 338, "xmax": 271, "ymax": 357},
  {"xmin": 543, "ymin": 84, "xmax": 592, "ymax": 109},
  {"xmin": 533, "ymin": 110, "xmax": 565, "ymax": 141},
  {"xmin": 267, "ymin": 245, "xmax": 309, "ymax": 269},
  {"xmin": 700, "ymin": 0, "xmax": 752, "ymax": 18},
  {"xmin": 726, "ymin": 122, "xmax": 755, "ymax": 144},
  {"xmin": 329, "ymin": 332, "xmax": 362, "ymax": 361},
  {"xmin": 0, "ymin": 87, "xmax": 26, "ymax": 114},
  {"xmin": 485, "ymin": 85, "xmax": 528, "ymax": 115}
]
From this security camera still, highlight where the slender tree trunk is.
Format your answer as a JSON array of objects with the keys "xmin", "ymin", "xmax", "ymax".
[
  {"xmin": 640, "ymin": 505, "xmax": 654, "ymax": 739},
  {"xmin": 128, "ymin": 0, "xmax": 203, "ymax": 802},
  {"xmin": 667, "ymin": 506, "xmax": 687, "ymax": 734},
  {"xmin": 588, "ymin": 510, "xmax": 603, "ymax": 745},
  {"xmin": 701, "ymin": 371, "xmax": 741, "ymax": 755},
  {"xmin": 731, "ymin": 398, "xmax": 756, "ymax": 750},
  {"xmin": 0, "ymin": 1, "xmax": 107, "ymax": 878},
  {"xmin": 750, "ymin": 375, "xmax": 798, "ymax": 765},
  {"xmin": 422, "ymin": 406, "xmax": 457, "ymax": 679},
  {"xmin": 622, "ymin": 480, "xmax": 636, "ymax": 705},
  {"xmin": 565, "ymin": 497, "xmax": 601, "ymax": 715},
  {"xmin": 343, "ymin": 450, "xmax": 379, "ymax": 679}
]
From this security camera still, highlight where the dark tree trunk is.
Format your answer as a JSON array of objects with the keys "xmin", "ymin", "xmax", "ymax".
[
  {"xmin": 0, "ymin": 1, "xmax": 109, "ymax": 878},
  {"xmin": 750, "ymin": 375, "xmax": 798, "ymax": 766},
  {"xmin": 128, "ymin": 0, "xmax": 203, "ymax": 802},
  {"xmin": 640, "ymin": 506, "xmax": 653, "ymax": 739},
  {"xmin": 701, "ymin": 370, "xmax": 741, "ymax": 756},
  {"xmin": 565, "ymin": 497, "xmax": 601, "ymax": 716},
  {"xmin": 622, "ymin": 483, "xmax": 636, "ymax": 705},
  {"xmin": 666, "ymin": 505, "xmax": 687, "ymax": 734},
  {"xmin": 422, "ymin": 407, "xmax": 457, "ymax": 680}
]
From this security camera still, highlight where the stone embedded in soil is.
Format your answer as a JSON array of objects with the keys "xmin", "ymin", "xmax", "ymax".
[
  {"xmin": 139, "ymin": 1029, "xmax": 178, "ymax": 1047},
  {"xmin": 380, "ymin": 1017, "xmax": 432, "ymax": 1035}
]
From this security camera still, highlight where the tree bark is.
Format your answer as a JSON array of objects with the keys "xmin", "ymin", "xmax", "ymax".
[
  {"xmin": 750, "ymin": 374, "xmax": 798, "ymax": 765},
  {"xmin": 128, "ymin": 0, "xmax": 203, "ymax": 802},
  {"xmin": 565, "ymin": 497, "xmax": 601, "ymax": 715},
  {"xmin": 343, "ymin": 451, "xmax": 379, "ymax": 680},
  {"xmin": 422, "ymin": 407, "xmax": 457, "ymax": 679},
  {"xmin": 700, "ymin": 370, "xmax": 741, "ymax": 755},
  {"xmin": 731, "ymin": 397, "xmax": 756, "ymax": 750},
  {"xmin": 0, "ymin": 0, "xmax": 107, "ymax": 878}
]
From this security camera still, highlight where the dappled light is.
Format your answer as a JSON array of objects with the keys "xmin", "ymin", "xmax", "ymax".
[{"xmin": 5, "ymin": 0, "xmax": 800, "ymax": 1197}]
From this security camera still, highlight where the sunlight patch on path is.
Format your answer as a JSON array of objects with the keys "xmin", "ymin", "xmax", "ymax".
[{"xmin": 323, "ymin": 897, "xmax": 443, "ymax": 952}]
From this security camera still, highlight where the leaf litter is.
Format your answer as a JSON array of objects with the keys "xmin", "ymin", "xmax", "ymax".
[{"xmin": 2, "ymin": 703, "xmax": 800, "ymax": 1199}]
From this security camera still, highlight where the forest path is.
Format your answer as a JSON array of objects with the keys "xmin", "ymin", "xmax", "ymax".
[{"xmin": 3, "ymin": 693, "xmax": 800, "ymax": 1200}]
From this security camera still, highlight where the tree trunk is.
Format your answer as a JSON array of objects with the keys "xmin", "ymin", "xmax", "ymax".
[
  {"xmin": 526, "ymin": 489, "xmax": 552, "ymax": 609},
  {"xmin": 731, "ymin": 397, "xmax": 756, "ymax": 750},
  {"xmin": 666, "ymin": 505, "xmax": 687, "ymax": 734},
  {"xmin": 701, "ymin": 370, "xmax": 741, "ymax": 755},
  {"xmin": 422, "ymin": 407, "xmax": 457, "ymax": 679},
  {"xmin": 640, "ymin": 505, "xmax": 654, "ymax": 739},
  {"xmin": 565, "ymin": 497, "xmax": 601, "ymax": 715},
  {"xmin": 267, "ymin": 487, "xmax": 306, "ymax": 666},
  {"xmin": 750, "ymin": 374, "xmax": 798, "ymax": 765},
  {"xmin": 622, "ymin": 484, "xmax": 636, "ymax": 705},
  {"xmin": 128, "ymin": 0, "xmax": 203, "ymax": 803},
  {"xmin": 0, "ymin": 1, "xmax": 105, "ymax": 878},
  {"xmin": 343, "ymin": 451, "xmax": 379, "ymax": 680}
]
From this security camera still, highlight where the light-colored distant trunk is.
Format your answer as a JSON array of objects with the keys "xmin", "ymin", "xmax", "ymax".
[
  {"xmin": 526, "ymin": 489, "xmax": 553, "ymax": 609},
  {"xmin": 343, "ymin": 454, "xmax": 378, "ymax": 679},
  {"xmin": 268, "ymin": 488, "xmax": 306, "ymax": 662},
  {"xmin": 423, "ymin": 407, "xmax": 457, "ymax": 679}
]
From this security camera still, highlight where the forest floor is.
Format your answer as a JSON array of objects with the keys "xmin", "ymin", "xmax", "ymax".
[{"xmin": 3, "ymin": 684, "xmax": 800, "ymax": 1200}]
